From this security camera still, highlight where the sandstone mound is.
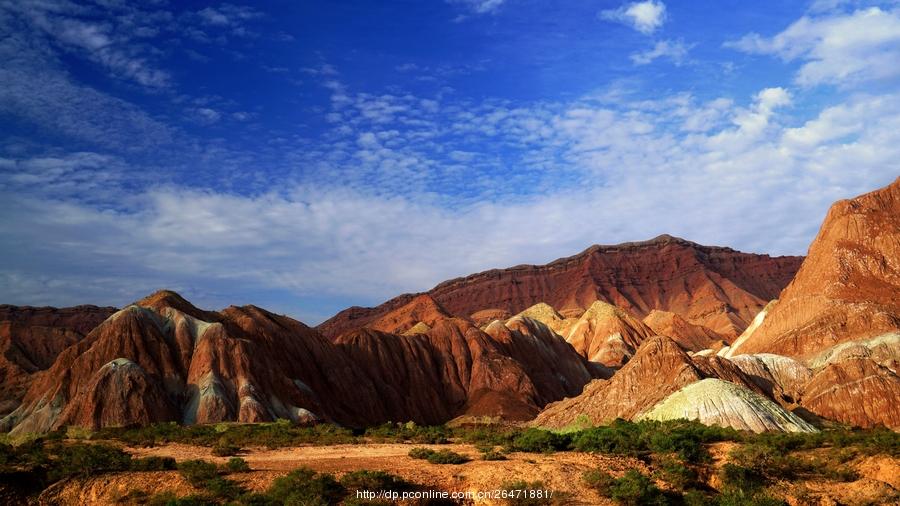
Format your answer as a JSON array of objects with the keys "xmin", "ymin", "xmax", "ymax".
[
  {"xmin": 563, "ymin": 301, "xmax": 656, "ymax": 367},
  {"xmin": 318, "ymin": 235, "xmax": 802, "ymax": 339},
  {"xmin": 638, "ymin": 378, "xmax": 817, "ymax": 433},
  {"xmin": 364, "ymin": 294, "xmax": 452, "ymax": 335},
  {"xmin": 514, "ymin": 303, "xmax": 564, "ymax": 327},
  {"xmin": 729, "ymin": 177, "xmax": 900, "ymax": 359},
  {"xmin": 643, "ymin": 309, "xmax": 726, "ymax": 352},
  {"xmin": 534, "ymin": 336, "xmax": 705, "ymax": 428}
]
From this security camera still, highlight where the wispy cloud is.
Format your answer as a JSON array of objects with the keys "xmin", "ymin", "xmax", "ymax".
[
  {"xmin": 448, "ymin": 0, "xmax": 506, "ymax": 15},
  {"xmin": 630, "ymin": 39, "xmax": 692, "ymax": 65},
  {"xmin": 726, "ymin": 6, "xmax": 900, "ymax": 87},
  {"xmin": 4, "ymin": 81, "xmax": 899, "ymax": 321},
  {"xmin": 2, "ymin": 0, "xmax": 172, "ymax": 88},
  {"xmin": 601, "ymin": 0, "xmax": 668, "ymax": 34}
]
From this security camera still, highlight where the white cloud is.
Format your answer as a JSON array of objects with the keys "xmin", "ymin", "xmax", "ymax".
[
  {"xmin": 2, "ymin": 1, "xmax": 171, "ymax": 88},
  {"xmin": 601, "ymin": 0, "xmax": 667, "ymax": 34},
  {"xmin": 726, "ymin": 7, "xmax": 900, "ymax": 87},
  {"xmin": 630, "ymin": 39, "xmax": 691, "ymax": 65},
  {"xmin": 448, "ymin": 0, "xmax": 505, "ymax": 15},
  {"xmin": 4, "ymin": 83, "xmax": 900, "ymax": 322}
]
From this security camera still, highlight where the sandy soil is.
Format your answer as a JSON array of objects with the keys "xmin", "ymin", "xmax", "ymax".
[
  {"xmin": 126, "ymin": 442, "xmax": 651, "ymax": 504},
  {"xmin": 34, "ymin": 441, "xmax": 900, "ymax": 505}
]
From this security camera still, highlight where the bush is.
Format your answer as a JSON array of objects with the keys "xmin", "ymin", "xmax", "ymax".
[
  {"xmin": 655, "ymin": 456, "xmax": 699, "ymax": 491},
  {"xmin": 581, "ymin": 469, "xmax": 616, "ymax": 495},
  {"xmin": 145, "ymin": 492, "xmax": 215, "ymax": 506},
  {"xmin": 178, "ymin": 459, "xmax": 219, "ymax": 487},
  {"xmin": 131, "ymin": 456, "xmax": 177, "ymax": 471},
  {"xmin": 509, "ymin": 429, "xmax": 571, "ymax": 453},
  {"xmin": 225, "ymin": 457, "xmax": 250, "ymax": 473},
  {"xmin": 340, "ymin": 469, "xmax": 410, "ymax": 492},
  {"xmin": 608, "ymin": 470, "xmax": 666, "ymax": 505},
  {"xmin": 570, "ymin": 422, "xmax": 643, "ymax": 456},
  {"xmin": 265, "ymin": 467, "xmax": 345, "ymax": 505},
  {"xmin": 211, "ymin": 441, "xmax": 241, "ymax": 457},
  {"xmin": 408, "ymin": 447, "xmax": 434, "ymax": 460},
  {"xmin": 719, "ymin": 463, "xmax": 766, "ymax": 496},
  {"xmin": 716, "ymin": 491, "xmax": 787, "ymax": 506},
  {"xmin": 427, "ymin": 449, "xmax": 470, "ymax": 464},
  {"xmin": 728, "ymin": 443, "xmax": 809, "ymax": 480},
  {"xmin": 481, "ymin": 449, "xmax": 507, "ymax": 461},
  {"xmin": 204, "ymin": 476, "xmax": 245, "ymax": 500},
  {"xmin": 46, "ymin": 443, "xmax": 132, "ymax": 482}
]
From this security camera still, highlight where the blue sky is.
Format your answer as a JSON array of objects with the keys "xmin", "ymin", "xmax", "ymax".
[{"xmin": 1, "ymin": 0, "xmax": 899, "ymax": 323}]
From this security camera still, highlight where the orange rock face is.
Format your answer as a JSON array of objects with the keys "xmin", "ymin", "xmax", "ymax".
[
  {"xmin": 562, "ymin": 301, "xmax": 656, "ymax": 367},
  {"xmin": 643, "ymin": 310, "xmax": 726, "ymax": 352},
  {"xmin": 318, "ymin": 235, "xmax": 802, "ymax": 340},
  {"xmin": 364, "ymin": 294, "xmax": 452, "ymax": 335},
  {"xmin": 1, "ymin": 291, "xmax": 596, "ymax": 432},
  {"xmin": 0, "ymin": 305, "xmax": 115, "ymax": 415},
  {"xmin": 800, "ymin": 357, "xmax": 900, "ymax": 429},
  {"xmin": 731, "ymin": 177, "xmax": 900, "ymax": 359}
]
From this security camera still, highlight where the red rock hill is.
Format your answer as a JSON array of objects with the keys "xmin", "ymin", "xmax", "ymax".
[{"xmin": 318, "ymin": 235, "xmax": 802, "ymax": 340}]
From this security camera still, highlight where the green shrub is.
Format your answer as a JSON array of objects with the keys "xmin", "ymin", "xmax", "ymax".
[
  {"xmin": 407, "ymin": 447, "xmax": 434, "ymax": 460},
  {"xmin": 339, "ymin": 469, "xmax": 410, "ymax": 492},
  {"xmin": 454, "ymin": 425, "xmax": 518, "ymax": 447},
  {"xmin": 608, "ymin": 470, "xmax": 666, "ymax": 505},
  {"xmin": 681, "ymin": 489, "xmax": 716, "ymax": 506},
  {"xmin": 211, "ymin": 441, "xmax": 241, "ymax": 457},
  {"xmin": 719, "ymin": 463, "xmax": 765, "ymax": 495},
  {"xmin": 265, "ymin": 467, "xmax": 345, "ymax": 505},
  {"xmin": 225, "ymin": 457, "xmax": 250, "ymax": 473},
  {"xmin": 178, "ymin": 459, "xmax": 219, "ymax": 487},
  {"xmin": 146, "ymin": 492, "xmax": 216, "ymax": 506},
  {"xmin": 203, "ymin": 476, "xmax": 245, "ymax": 500},
  {"xmin": 426, "ymin": 449, "xmax": 470, "ymax": 464},
  {"xmin": 729, "ymin": 443, "xmax": 810, "ymax": 480},
  {"xmin": 46, "ymin": 443, "xmax": 132, "ymax": 482},
  {"xmin": 509, "ymin": 429, "xmax": 571, "ymax": 453},
  {"xmin": 131, "ymin": 456, "xmax": 177, "ymax": 471},
  {"xmin": 581, "ymin": 469, "xmax": 616, "ymax": 495},
  {"xmin": 655, "ymin": 456, "xmax": 699, "ymax": 491},
  {"xmin": 570, "ymin": 421, "xmax": 643, "ymax": 456},
  {"xmin": 716, "ymin": 491, "xmax": 787, "ymax": 506},
  {"xmin": 481, "ymin": 449, "xmax": 507, "ymax": 461}
]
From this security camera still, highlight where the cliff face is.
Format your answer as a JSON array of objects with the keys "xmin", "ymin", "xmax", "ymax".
[
  {"xmin": 318, "ymin": 235, "xmax": 802, "ymax": 340},
  {"xmin": 730, "ymin": 177, "xmax": 900, "ymax": 359}
]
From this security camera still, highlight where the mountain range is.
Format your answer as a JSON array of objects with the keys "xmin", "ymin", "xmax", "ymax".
[{"xmin": 1, "ymin": 177, "xmax": 898, "ymax": 435}]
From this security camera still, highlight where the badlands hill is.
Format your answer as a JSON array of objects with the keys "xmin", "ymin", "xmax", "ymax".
[
  {"xmin": 2, "ymin": 179, "xmax": 899, "ymax": 435},
  {"xmin": 0, "ymin": 291, "xmax": 596, "ymax": 434},
  {"xmin": 318, "ymin": 235, "xmax": 803, "ymax": 340}
]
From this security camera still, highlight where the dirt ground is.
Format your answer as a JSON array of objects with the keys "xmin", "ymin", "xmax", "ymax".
[
  {"xmin": 35, "ymin": 441, "xmax": 900, "ymax": 505},
  {"xmin": 41, "ymin": 442, "xmax": 651, "ymax": 505}
]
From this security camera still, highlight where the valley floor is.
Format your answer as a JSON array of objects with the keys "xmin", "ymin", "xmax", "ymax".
[{"xmin": 32, "ymin": 440, "xmax": 900, "ymax": 505}]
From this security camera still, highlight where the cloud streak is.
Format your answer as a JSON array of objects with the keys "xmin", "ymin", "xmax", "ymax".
[
  {"xmin": 727, "ymin": 6, "xmax": 900, "ymax": 87},
  {"xmin": 601, "ymin": 1, "xmax": 668, "ymax": 34}
]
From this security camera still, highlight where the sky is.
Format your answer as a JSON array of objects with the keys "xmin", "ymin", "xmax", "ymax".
[{"xmin": 1, "ymin": 0, "xmax": 899, "ymax": 323}]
